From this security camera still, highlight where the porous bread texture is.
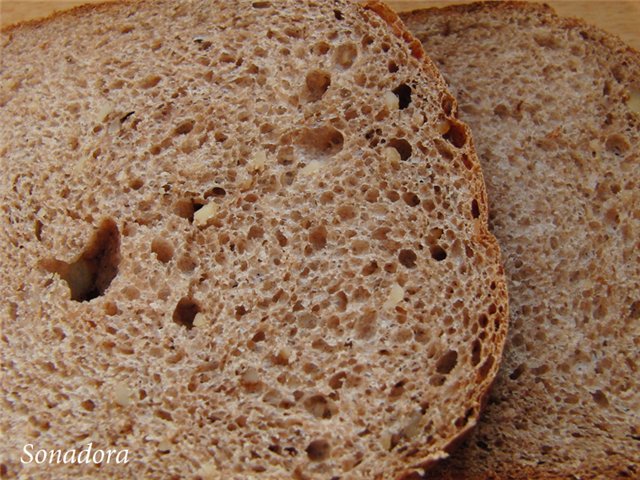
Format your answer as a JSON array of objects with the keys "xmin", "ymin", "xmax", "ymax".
[
  {"xmin": 402, "ymin": 2, "xmax": 640, "ymax": 479},
  {"xmin": 0, "ymin": 0, "xmax": 509, "ymax": 478}
]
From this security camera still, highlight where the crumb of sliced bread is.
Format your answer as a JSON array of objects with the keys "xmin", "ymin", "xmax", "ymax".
[
  {"xmin": 0, "ymin": 1, "xmax": 508, "ymax": 478},
  {"xmin": 403, "ymin": 2, "xmax": 640, "ymax": 478}
]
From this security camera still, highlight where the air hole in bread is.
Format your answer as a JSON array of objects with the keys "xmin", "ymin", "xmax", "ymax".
[
  {"xmin": 476, "ymin": 440, "xmax": 490, "ymax": 451},
  {"xmin": 139, "ymin": 75, "xmax": 161, "ymax": 89},
  {"xmin": 471, "ymin": 199, "xmax": 480, "ymax": 218},
  {"xmin": 34, "ymin": 219, "xmax": 43, "ymax": 241},
  {"xmin": 477, "ymin": 354, "xmax": 494, "ymax": 380},
  {"xmin": 334, "ymin": 43, "xmax": 358, "ymax": 69},
  {"xmin": 471, "ymin": 339, "xmax": 482, "ymax": 366},
  {"xmin": 177, "ymin": 254, "xmax": 197, "ymax": 273},
  {"xmin": 305, "ymin": 70, "xmax": 331, "ymax": 101},
  {"xmin": 386, "ymin": 190, "xmax": 400, "ymax": 202},
  {"xmin": 246, "ymin": 225, "xmax": 264, "ymax": 240},
  {"xmin": 388, "ymin": 61, "xmax": 399, "ymax": 73},
  {"xmin": 151, "ymin": 238, "xmax": 174, "ymax": 263},
  {"xmin": 398, "ymin": 249, "xmax": 417, "ymax": 268},
  {"xmin": 329, "ymin": 371, "xmax": 347, "ymax": 389},
  {"xmin": 591, "ymin": 389, "xmax": 609, "ymax": 408},
  {"xmin": 308, "ymin": 225, "xmax": 328, "ymax": 250},
  {"xmin": 333, "ymin": 9, "xmax": 344, "ymax": 20},
  {"xmin": 388, "ymin": 138, "xmax": 412, "ymax": 160},
  {"xmin": 304, "ymin": 394, "xmax": 337, "ymax": 419},
  {"xmin": 605, "ymin": 133, "xmax": 630, "ymax": 155},
  {"xmin": 335, "ymin": 291, "xmax": 348, "ymax": 312},
  {"xmin": 402, "ymin": 192, "xmax": 420, "ymax": 207},
  {"xmin": 392, "ymin": 83, "xmax": 412, "ymax": 109},
  {"xmin": 297, "ymin": 312, "xmax": 317, "ymax": 329},
  {"xmin": 235, "ymin": 305, "xmax": 249, "ymax": 319},
  {"xmin": 173, "ymin": 297, "xmax": 200, "ymax": 329},
  {"xmin": 355, "ymin": 309, "xmax": 377, "ymax": 339},
  {"xmin": 362, "ymin": 260, "xmax": 378, "ymax": 275},
  {"xmin": 277, "ymin": 146, "xmax": 295, "ymax": 166},
  {"xmin": 251, "ymin": 1, "xmax": 271, "ymax": 8},
  {"xmin": 128, "ymin": 177, "xmax": 144, "ymax": 191},
  {"xmin": 509, "ymin": 363, "xmax": 526, "ymax": 380},
  {"xmin": 40, "ymin": 218, "xmax": 120, "ymax": 302},
  {"xmin": 430, "ymin": 374, "xmax": 446, "ymax": 386},
  {"xmin": 436, "ymin": 349, "xmax": 458, "ymax": 374},
  {"xmin": 443, "ymin": 121, "xmax": 467, "ymax": 148},
  {"xmin": 174, "ymin": 198, "xmax": 200, "ymax": 222},
  {"xmin": 430, "ymin": 245, "xmax": 447, "ymax": 261},
  {"xmin": 174, "ymin": 119, "xmax": 195, "ymax": 136},
  {"xmin": 205, "ymin": 186, "xmax": 226, "ymax": 198},
  {"xmin": 313, "ymin": 41, "xmax": 330, "ymax": 55},
  {"xmin": 306, "ymin": 439, "xmax": 330, "ymax": 461},
  {"xmin": 297, "ymin": 126, "xmax": 344, "ymax": 160},
  {"xmin": 104, "ymin": 301, "xmax": 118, "ymax": 316},
  {"xmin": 384, "ymin": 375, "xmax": 401, "ymax": 396},
  {"xmin": 284, "ymin": 26, "xmax": 302, "ymax": 39}
]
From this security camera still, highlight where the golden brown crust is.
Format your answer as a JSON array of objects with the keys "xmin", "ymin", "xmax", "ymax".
[
  {"xmin": 1, "ymin": 0, "xmax": 132, "ymax": 35},
  {"xmin": 362, "ymin": 1, "xmax": 425, "ymax": 61}
]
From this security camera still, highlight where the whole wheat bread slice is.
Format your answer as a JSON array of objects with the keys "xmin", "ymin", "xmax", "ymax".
[
  {"xmin": 0, "ymin": 1, "xmax": 508, "ymax": 478},
  {"xmin": 402, "ymin": 2, "xmax": 640, "ymax": 478}
]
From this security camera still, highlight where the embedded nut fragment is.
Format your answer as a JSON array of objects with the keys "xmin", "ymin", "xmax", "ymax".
[
  {"xmin": 380, "ymin": 430, "xmax": 392, "ymax": 451},
  {"xmin": 157, "ymin": 439, "xmax": 171, "ymax": 452},
  {"xmin": 113, "ymin": 382, "xmax": 132, "ymax": 407},
  {"xmin": 241, "ymin": 367, "xmax": 260, "ymax": 385},
  {"xmin": 194, "ymin": 202, "xmax": 218, "ymax": 227},
  {"xmin": 301, "ymin": 160, "xmax": 323, "ymax": 175},
  {"xmin": 96, "ymin": 102, "xmax": 114, "ymax": 122},
  {"xmin": 383, "ymin": 146, "xmax": 401, "ymax": 163},
  {"xmin": 411, "ymin": 111, "xmax": 424, "ymax": 127},
  {"xmin": 107, "ymin": 119, "xmax": 121, "ymax": 135},
  {"xmin": 383, "ymin": 91, "xmax": 399, "ymax": 110},
  {"xmin": 628, "ymin": 89, "xmax": 640, "ymax": 114},
  {"xmin": 384, "ymin": 283, "xmax": 404, "ymax": 310},
  {"xmin": 240, "ymin": 177, "xmax": 254, "ymax": 191},
  {"xmin": 195, "ymin": 461, "xmax": 219, "ymax": 479},
  {"xmin": 401, "ymin": 410, "xmax": 423, "ymax": 439},
  {"xmin": 192, "ymin": 313, "xmax": 207, "ymax": 328},
  {"xmin": 248, "ymin": 150, "xmax": 267, "ymax": 173}
]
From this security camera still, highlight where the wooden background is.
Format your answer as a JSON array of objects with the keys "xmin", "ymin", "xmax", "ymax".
[{"xmin": 1, "ymin": 1, "xmax": 639, "ymax": 51}]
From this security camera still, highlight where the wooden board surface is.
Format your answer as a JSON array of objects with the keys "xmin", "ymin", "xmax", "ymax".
[{"xmin": 1, "ymin": 0, "xmax": 639, "ymax": 51}]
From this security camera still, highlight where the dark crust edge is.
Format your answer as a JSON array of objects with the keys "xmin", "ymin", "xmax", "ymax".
[
  {"xmin": 362, "ymin": 2, "xmax": 510, "ymax": 479},
  {"xmin": 1, "ymin": 1, "xmax": 511, "ymax": 478},
  {"xmin": 1, "ymin": 0, "xmax": 134, "ymax": 35},
  {"xmin": 401, "ymin": 2, "xmax": 640, "ymax": 480}
]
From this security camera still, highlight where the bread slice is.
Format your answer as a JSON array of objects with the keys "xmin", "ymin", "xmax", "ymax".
[
  {"xmin": 0, "ymin": 1, "xmax": 508, "ymax": 478},
  {"xmin": 402, "ymin": 2, "xmax": 640, "ymax": 478}
]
